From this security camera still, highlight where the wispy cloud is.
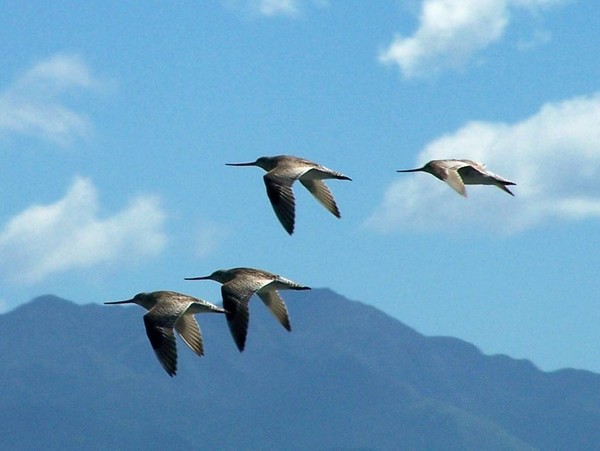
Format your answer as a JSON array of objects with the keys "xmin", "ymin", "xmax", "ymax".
[
  {"xmin": 194, "ymin": 222, "xmax": 231, "ymax": 259},
  {"xmin": 379, "ymin": 0, "xmax": 564, "ymax": 78},
  {"xmin": 0, "ymin": 177, "xmax": 167, "ymax": 284},
  {"xmin": 256, "ymin": 0, "xmax": 300, "ymax": 16},
  {"xmin": 517, "ymin": 29, "xmax": 551, "ymax": 51},
  {"xmin": 224, "ymin": 0, "xmax": 327, "ymax": 17},
  {"xmin": 0, "ymin": 54, "xmax": 100, "ymax": 145},
  {"xmin": 367, "ymin": 92, "xmax": 600, "ymax": 233}
]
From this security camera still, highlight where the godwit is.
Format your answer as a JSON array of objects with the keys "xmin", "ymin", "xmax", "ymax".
[
  {"xmin": 397, "ymin": 159, "xmax": 516, "ymax": 197},
  {"xmin": 226, "ymin": 155, "xmax": 351, "ymax": 234},
  {"xmin": 185, "ymin": 267, "xmax": 310, "ymax": 351},
  {"xmin": 104, "ymin": 291, "xmax": 226, "ymax": 376}
]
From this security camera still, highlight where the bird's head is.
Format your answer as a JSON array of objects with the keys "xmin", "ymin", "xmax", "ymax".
[{"xmin": 104, "ymin": 292, "xmax": 156, "ymax": 310}]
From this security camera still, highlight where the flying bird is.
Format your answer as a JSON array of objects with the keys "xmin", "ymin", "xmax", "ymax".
[
  {"xmin": 226, "ymin": 155, "xmax": 351, "ymax": 234},
  {"xmin": 104, "ymin": 291, "xmax": 226, "ymax": 377},
  {"xmin": 185, "ymin": 267, "xmax": 310, "ymax": 352},
  {"xmin": 397, "ymin": 159, "xmax": 516, "ymax": 197}
]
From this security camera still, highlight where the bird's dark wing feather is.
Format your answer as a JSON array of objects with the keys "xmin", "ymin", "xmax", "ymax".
[
  {"xmin": 264, "ymin": 173, "xmax": 296, "ymax": 235},
  {"xmin": 222, "ymin": 283, "xmax": 252, "ymax": 352}
]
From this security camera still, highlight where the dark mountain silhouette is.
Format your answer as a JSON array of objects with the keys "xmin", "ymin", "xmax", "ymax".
[{"xmin": 1, "ymin": 289, "xmax": 599, "ymax": 450}]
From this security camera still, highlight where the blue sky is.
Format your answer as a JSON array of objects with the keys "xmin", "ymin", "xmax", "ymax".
[{"xmin": 1, "ymin": 0, "xmax": 600, "ymax": 373}]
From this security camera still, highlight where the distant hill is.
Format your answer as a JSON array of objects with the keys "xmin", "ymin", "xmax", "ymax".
[{"xmin": 1, "ymin": 289, "xmax": 599, "ymax": 450}]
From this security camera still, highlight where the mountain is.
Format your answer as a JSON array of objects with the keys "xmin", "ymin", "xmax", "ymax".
[{"xmin": 1, "ymin": 289, "xmax": 599, "ymax": 450}]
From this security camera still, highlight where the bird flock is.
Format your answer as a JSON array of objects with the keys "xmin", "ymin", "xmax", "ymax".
[{"xmin": 105, "ymin": 155, "xmax": 516, "ymax": 376}]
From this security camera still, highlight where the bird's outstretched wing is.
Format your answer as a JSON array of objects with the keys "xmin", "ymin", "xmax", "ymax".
[
  {"xmin": 443, "ymin": 168, "xmax": 467, "ymax": 197},
  {"xmin": 143, "ymin": 314, "xmax": 178, "ymax": 376},
  {"xmin": 175, "ymin": 314, "xmax": 204, "ymax": 357},
  {"xmin": 257, "ymin": 288, "xmax": 291, "ymax": 331},
  {"xmin": 300, "ymin": 178, "xmax": 341, "ymax": 218},
  {"xmin": 221, "ymin": 282, "xmax": 253, "ymax": 352},
  {"xmin": 264, "ymin": 173, "xmax": 296, "ymax": 234}
]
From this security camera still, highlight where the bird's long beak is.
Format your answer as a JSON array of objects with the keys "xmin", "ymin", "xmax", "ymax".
[
  {"xmin": 104, "ymin": 299, "xmax": 135, "ymax": 305},
  {"xmin": 396, "ymin": 167, "xmax": 424, "ymax": 173},
  {"xmin": 184, "ymin": 275, "xmax": 212, "ymax": 281},
  {"xmin": 226, "ymin": 161, "xmax": 256, "ymax": 166}
]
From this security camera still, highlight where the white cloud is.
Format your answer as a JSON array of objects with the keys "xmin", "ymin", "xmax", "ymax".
[
  {"xmin": 0, "ymin": 54, "xmax": 99, "ymax": 145},
  {"xmin": 256, "ymin": 0, "xmax": 300, "ymax": 16},
  {"xmin": 0, "ymin": 177, "xmax": 168, "ymax": 283},
  {"xmin": 224, "ymin": 0, "xmax": 326, "ymax": 17},
  {"xmin": 367, "ymin": 92, "xmax": 600, "ymax": 233},
  {"xmin": 379, "ymin": 0, "xmax": 564, "ymax": 78}
]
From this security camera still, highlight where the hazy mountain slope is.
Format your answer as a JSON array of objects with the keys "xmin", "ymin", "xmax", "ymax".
[{"xmin": 0, "ymin": 290, "xmax": 598, "ymax": 450}]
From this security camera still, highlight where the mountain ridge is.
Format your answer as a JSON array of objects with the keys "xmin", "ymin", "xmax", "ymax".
[{"xmin": 0, "ymin": 289, "xmax": 598, "ymax": 450}]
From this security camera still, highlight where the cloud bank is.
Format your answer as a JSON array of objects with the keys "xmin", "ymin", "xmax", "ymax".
[
  {"xmin": 0, "ymin": 177, "xmax": 167, "ymax": 283},
  {"xmin": 0, "ymin": 54, "xmax": 99, "ymax": 145},
  {"xmin": 367, "ymin": 92, "xmax": 600, "ymax": 233},
  {"xmin": 379, "ymin": 0, "xmax": 564, "ymax": 78}
]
